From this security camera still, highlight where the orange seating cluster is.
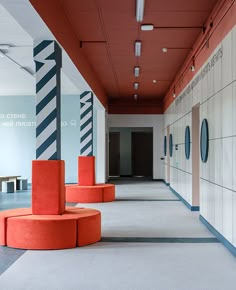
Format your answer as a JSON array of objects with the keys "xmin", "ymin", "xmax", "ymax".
[
  {"xmin": 65, "ymin": 156, "xmax": 115, "ymax": 203},
  {"xmin": 0, "ymin": 207, "xmax": 101, "ymax": 250},
  {"xmin": 0, "ymin": 160, "xmax": 101, "ymax": 250}
]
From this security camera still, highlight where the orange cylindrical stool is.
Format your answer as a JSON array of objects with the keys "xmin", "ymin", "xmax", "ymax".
[
  {"xmin": 78, "ymin": 156, "xmax": 95, "ymax": 186},
  {"xmin": 32, "ymin": 160, "xmax": 65, "ymax": 215}
]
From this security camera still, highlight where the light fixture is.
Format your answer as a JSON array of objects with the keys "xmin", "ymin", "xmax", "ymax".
[
  {"xmin": 141, "ymin": 24, "xmax": 154, "ymax": 31},
  {"xmin": 134, "ymin": 82, "xmax": 139, "ymax": 90},
  {"xmin": 153, "ymin": 80, "xmax": 157, "ymax": 83},
  {"xmin": 190, "ymin": 58, "xmax": 195, "ymax": 71},
  {"xmin": 134, "ymin": 66, "xmax": 140, "ymax": 77},
  {"xmin": 136, "ymin": 0, "xmax": 145, "ymax": 22},
  {"xmin": 162, "ymin": 47, "xmax": 192, "ymax": 53},
  {"xmin": 173, "ymin": 87, "xmax": 176, "ymax": 98},
  {"xmin": 134, "ymin": 94, "xmax": 138, "ymax": 100},
  {"xmin": 135, "ymin": 41, "xmax": 142, "ymax": 57}
]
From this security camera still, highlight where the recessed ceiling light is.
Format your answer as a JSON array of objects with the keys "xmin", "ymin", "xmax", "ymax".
[
  {"xmin": 153, "ymin": 80, "xmax": 157, "ymax": 83},
  {"xmin": 141, "ymin": 24, "xmax": 154, "ymax": 31},
  {"xmin": 134, "ymin": 66, "xmax": 140, "ymax": 77},
  {"xmin": 135, "ymin": 41, "xmax": 142, "ymax": 57},
  {"xmin": 134, "ymin": 82, "xmax": 139, "ymax": 90},
  {"xmin": 162, "ymin": 48, "xmax": 168, "ymax": 53},
  {"xmin": 136, "ymin": 0, "xmax": 145, "ymax": 22}
]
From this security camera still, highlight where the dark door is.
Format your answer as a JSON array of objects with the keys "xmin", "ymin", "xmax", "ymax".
[
  {"xmin": 132, "ymin": 132, "xmax": 153, "ymax": 177},
  {"xmin": 109, "ymin": 132, "xmax": 120, "ymax": 176}
]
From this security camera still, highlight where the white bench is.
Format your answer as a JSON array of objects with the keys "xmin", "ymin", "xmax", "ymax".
[{"xmin": 2, "ymin": 181, "xmax": 14, "ymax": 193}]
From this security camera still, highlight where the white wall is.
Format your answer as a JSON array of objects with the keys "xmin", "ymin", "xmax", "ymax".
[
  {"xmin": 108, "ymin": 114, "xmax": 164, "ymax": 179},
  {"xmin": 164, "ymin": 26, "xmax": 236, "ymax": 248},
  {"xmin": 94, "ymin": 99, "xmax": 106, "ymax": 183}
]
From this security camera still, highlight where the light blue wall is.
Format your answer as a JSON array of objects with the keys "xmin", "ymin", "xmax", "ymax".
[
  {"xmin": 0, "ymin": 94, "xmax": 93, "ymax": 183},
  {"xmin": 61, "ymin": 95, "xmax": 81, "ymax": 183},
  {"xmin": 0, "ymin": 95, "xmax": 36, "ymax": 180}
]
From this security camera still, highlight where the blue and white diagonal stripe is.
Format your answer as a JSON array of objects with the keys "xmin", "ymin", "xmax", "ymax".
[
  {"xmin": 80, "ymin": 91, "xmax": 93, "ymax": 156},
  {"xmin": 34, "ymin": 40, "xmax": 61, "ymax": 160}
]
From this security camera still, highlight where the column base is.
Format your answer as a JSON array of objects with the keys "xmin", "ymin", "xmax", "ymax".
[{"xmin": 66, "ymin": 184, "xmax": 115, "ymax": 203}]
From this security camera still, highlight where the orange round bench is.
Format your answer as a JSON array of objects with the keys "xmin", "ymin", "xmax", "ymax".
[
  {"xmin": 0, "ymin": 207, "xmax": 101, "ymax": 250},
  {"xmin": 66, "ymin": 183, "xmax": 115, "ymax": 203}
]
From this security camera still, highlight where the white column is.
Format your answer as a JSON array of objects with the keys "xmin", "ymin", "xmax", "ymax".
[{"xmin": 96, "ymin": 108, "xmax": 106, "ymax": 183}]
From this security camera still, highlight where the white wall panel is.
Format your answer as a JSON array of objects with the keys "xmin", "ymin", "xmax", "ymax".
[
  {"xmin": 207, "ymin": 96, "xmax": 215, "ymax": 140},
  {"xmin": 222, "ymin": 32, "xmax": 233, "ymax": 88},
  {"xmin": 213, "ymin": 44, "xmax": 222, "ymax": 94},
  {"xmin": 207, "ymin": 182, "xmax": 215, "ymax": 226},
  {"xmin": 232, "ymin": 82, "xmax": 236, "ymax": 135},
  {"xmin": 233, "ymin": 137, "xmax": 236, "ymax": 191},
  {"xmin": 222, "ymin": 188, "xmax": 233, "ymax": 243},
  {"xmin": 214, "ymin": 184, "xmax": 223, "ymax": 234},
  {"xmin": 222, "ymin": 85, "xmax": 233, "ymax": 138},
  {"xmin": 222, "ymin": 138, "xmax": 233, "ymax": 189},
  {"xmin": 201, "ymin": 66, "xmax": 208, "ymax": 103},
  {"xmin": 208, "ymin": 62, "xmax": 214, "ymax": 98},
  {"xmin": 232, "ymin": 26, "xmax": 236, "ymax": 82},
  {"xmin": 233, "ymin": 192, "xmax": 236, "ymax": 246},
  {"xmin": 214, "ymin": 139, "xmax": 223, "ymax": 186},
  {"xmin": 213, "ymin": 92, "xmax": 222, "ymax": 139}
]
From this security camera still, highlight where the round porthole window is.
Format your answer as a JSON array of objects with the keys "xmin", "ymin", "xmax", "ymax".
[
  {"xmin": 169, "ymin": 133, "xmax": 173, "ymax": 157},
  {"xmin": 200, "ymin": 119, "xmax": 209, "ymax": 163},
  {"xmin": 164, "ymin": 136, "xmax": 167, "ymax": 156},
  {"xmin": 185, "ymin": 126, "xmax": 191, "ymax": 160}
]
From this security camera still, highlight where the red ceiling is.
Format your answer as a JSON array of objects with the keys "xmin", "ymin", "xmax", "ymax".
[{"xmin": 30, "ymin": 0, "xmax": 218, "ymax": 112}]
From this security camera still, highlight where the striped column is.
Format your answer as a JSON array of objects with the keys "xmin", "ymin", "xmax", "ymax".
[
  {"xmin": 34, "ymin": 40, "xmax": 62, "ymax": 160},
  {"xmin": 80, "ymin": 91, "xmax": 93, "ymax": 156}
]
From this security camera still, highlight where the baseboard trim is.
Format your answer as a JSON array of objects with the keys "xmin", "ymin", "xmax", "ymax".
[
  {"xmin": 169, "ymin": 186, "xmax": 199, "ymax": 211},
  {"xmin": 163, "ymin": 180, "xmax": 170, "ymax": 186},
  {"xmin": 199, "ymin": 215, "xmax": 236, "ymax": 257}
]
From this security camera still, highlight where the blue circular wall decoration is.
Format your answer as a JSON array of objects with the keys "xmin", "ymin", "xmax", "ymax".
[
  {"xmin": 200, "ymin": 119, "xmax": 209, "ymax": 163},
  {"xmin": 169, "ymin": 134, "xmax": 173, "ymax": 157},
  {"xmin": 185, "ymin": 126, "xmax": 191, "ymax": 160},
  {"xmin": 164, "ymin": 136, "xmax": 167, "ymax": 156}
]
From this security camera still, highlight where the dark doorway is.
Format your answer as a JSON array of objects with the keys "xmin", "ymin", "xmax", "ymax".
[
  {"xmin": 132, "ymin": 132, "xmax": 153, "ymax": 177},
  {"xmin": 109, "ymin": 132, "xmax": 120, "ymax": 177}
]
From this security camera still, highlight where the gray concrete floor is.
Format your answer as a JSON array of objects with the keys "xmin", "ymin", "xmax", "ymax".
[{"xmin": 1, "ymin": 180, "xmax": 236, "ymax": 290}]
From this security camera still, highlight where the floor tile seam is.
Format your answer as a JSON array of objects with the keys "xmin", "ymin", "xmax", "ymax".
[
  {"xmin": 100, "ymin": 237, "xmax": 219, "ymax": 243},
  {"xmin": 115, "ymin": 199, "xmax": 181, "ymax": 202}
]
